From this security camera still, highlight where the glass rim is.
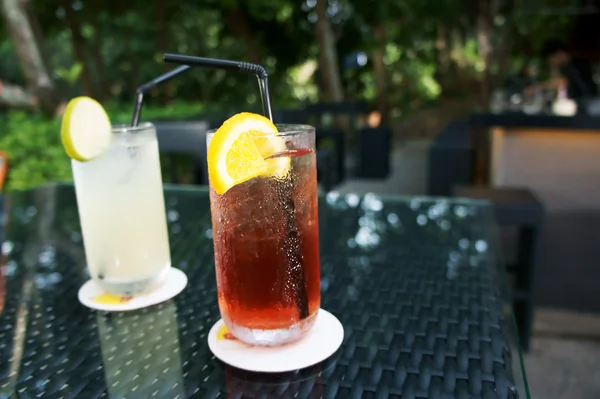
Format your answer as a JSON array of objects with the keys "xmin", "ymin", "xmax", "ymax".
[
  {"xmin": 207, "ymin": 123, "xmax": 315, "ymax": 136},
  {"xmin": 112, "ymin": 122, "xmax": 154, "ymax": 134}
]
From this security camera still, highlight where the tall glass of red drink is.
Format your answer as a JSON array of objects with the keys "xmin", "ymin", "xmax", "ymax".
[{"xmin": 208, "ymin": 123, "xmax": 320, "ymax": 346}]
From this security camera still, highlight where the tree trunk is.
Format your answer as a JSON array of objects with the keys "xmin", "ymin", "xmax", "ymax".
[
  {"xmin": 157, "ymin": 0, "xmax": 171, "ymax": 104},
  {"xmin": 436, "ymin": 24, "xmax": 450, "ymax": 75},
  {"xmin": 117, "ymin": 2, "xmax": 136, "ymax": 96},
  {"xmin": 0, "ymin": 0, "xmax": 55, "ymax": 114},
  {"xmin": 225, "ymin": 8, "xmax": 262, "ymax": 65},
  {"xmin": 60, "ymin": 0, "xmax": 95, "ymax": 97},
  {"xmin": 89, "ymin": 38, "xmax": 107, "ymax": 100},
  {"xmin": 492, "ymin": 0, "xmax": 515, "ymax": 88},
  {"xmin": 0, "ymin": 80, "xmax": 36, "ymax": 107},
  {"xmin": 372, "ymin": 24, "xmax": 388, "ymax": 124},
  {"xmin": 477, "ymin": 0, "xmax": 493, "ymax": 104},
  {"xmin": 88, "ymin": 3, "xmax": 108, "ymax": 100},
  {"xmin": 314, "ymin": 0, "xmax": 344, "ymax": 102},
  {"xmin": 24, "ymin": 2, "xmax": 51, "ymax": 74},
  {"xmin": 494, "ymin": 24, "xmax": 513, "ymax": 88}
]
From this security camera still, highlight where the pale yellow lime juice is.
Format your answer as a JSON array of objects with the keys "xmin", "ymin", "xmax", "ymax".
[{"xmin": 62, "ymin": 98, "xmax": 171, "ymax": 295}]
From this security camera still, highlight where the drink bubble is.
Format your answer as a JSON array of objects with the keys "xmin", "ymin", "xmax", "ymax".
[{"xmin": 127, "ymin": 145, "xmax": 138, "ymax": 158}]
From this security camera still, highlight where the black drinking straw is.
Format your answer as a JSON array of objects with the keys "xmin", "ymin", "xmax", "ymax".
[
  {"xmin": 163, "ymin": 53, "xmax": 273, "ymax": 122},
  {"xmin": 162, "ymin": 53, "xmax": 310, "ymax": 320},
  {"xmin": 131, "ymin": 65, "xmax": 191, "ymax": 127}
]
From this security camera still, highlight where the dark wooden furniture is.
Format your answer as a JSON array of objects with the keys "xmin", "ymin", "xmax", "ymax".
[
  {"xmin": 428, "ymin": 119, "xmax": 474, "ymax": 196},
  {"xmin": 358, "ymin": 126, "xmax": 392, "ymax": 179},
  {"xmin": 154, "ymin": 121, "xmax": 210, "ymax": 185}
]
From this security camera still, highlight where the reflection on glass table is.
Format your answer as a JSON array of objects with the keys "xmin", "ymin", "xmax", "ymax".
[
  {"xmin": 0, "ymin": 184, "xmax": 529, "ymax": 398},
  {"xmin": 97, "ymin": 300, "xmax": 185, "ymax": 398}
]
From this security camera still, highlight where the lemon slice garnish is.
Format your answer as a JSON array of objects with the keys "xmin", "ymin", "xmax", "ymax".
[
  {"xmin": 61, "ymin": 96, "xmax": 112, "ymax": 161},
  {"xmin": 207, "ymin": 112, "xmax": 291, "ymax": 194}
]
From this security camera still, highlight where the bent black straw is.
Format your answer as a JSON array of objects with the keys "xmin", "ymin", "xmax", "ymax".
[
  {"xmin": 163, "ymin": 53, "xmax": 273, "ymax": 122},
  {"xmin": 131, "ymin": 65, "xmax": 191, "ymax": 127}
]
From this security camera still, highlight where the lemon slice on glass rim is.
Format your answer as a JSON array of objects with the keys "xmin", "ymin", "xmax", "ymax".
[
  {"xmin": 207, "ymin": 112, "xmax": 291, "ymax": 194},
  {"xmin": 61, "ymin": 96, "xmax": 112, "ymax": 162}
]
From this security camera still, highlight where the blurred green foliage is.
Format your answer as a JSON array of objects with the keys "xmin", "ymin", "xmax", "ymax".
[
  {"xmin": 0, "ymin": 0, "xmax": 575, "ymax": 110},
  {"xmin": 0, "ymin": 103, "xmax": 208, "ymax": 191},
  {"xmin": 0, "ymin": 112, "xmax": 68, "ymax": 192},
  {"xmin": 0, "ymin": 0, "xmax": 582, "ymax": 191}
]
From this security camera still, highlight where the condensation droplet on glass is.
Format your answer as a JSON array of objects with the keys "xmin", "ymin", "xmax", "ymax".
[
  {"xmin": 345, "ymin": 193, "xmax": 360, "ymax": 208},
  {"xmin": 410, "ymin": 198, "xmax": 421, "ymax": 211},
  {"xmin": 427, "ymin": 207, "xmax": 439, "ymax": 220},
  {"xmin": 347, "ymin": 285, "xmax": 358, "ymax": 299},
  {"xmin": 70, "ymin": 232, "xmax": 82, "ymax": 242},
  {"xmin": 127, "ymin": 145, "xmax": 138, "ymax": 158},
  {"xmin": 459, "ymin": 238, "xmax": 470, "ymax": 250},
  {"xmin": 26, "ymin": 206, "xmax": 37, "ymax": 218},
  {"xmin": 4, "ymin": 260, "xmax": 17, "ymax": 277},
  {"xmin": 447, "ymin": 270, "xmax": 458, "ymax": 280},
  {"xmin": 167, "ymin": 210, "xmax": 179, "ymax": 222},
  {"xmin": 355, "ymin": 226, "xmax": 370, "ymax": 247},
  {"xmin": 417, "ymin": 214, "xmax": 427, "ymax": 226},
  {"xmin": 439, "ymin": 220, "xmax": 451, "ymax": 231},
  {"xmin": 34, "ymin": 272, "xmax": 62, "ymax": 289},
  {"xmin": 454, "ymin": 206, "xmax": 468, "ymax": 218},
  {"xmin": 355, "ymin": 226, "xmax": 380, "ymax": 248},
  {"xmin": 387, "ymin": 213, "xmax": 400, "ymax": 226},
  {"xmin": 326, "ymin": 191, "xmax": 339, "ymax": 207},
  {"xmin": 449, "ymin": 251, "xmax": 460, "ymax": 262},
  {"xmin": 428, "ymin": 202, "xmax": 448, "ymax": 220},
  {"xmin": 347, "ymin": 238, "xmax": 357, "ymax": 248},
  {"xmin": 38, "ymin": 246, "xmax": 56, "ymax": 266},
  {"xmin": 446, "ymin": 262, "xmax": 458, "ymax": 280},
  {"xmin": 1, "ymin": 241, "xmax": 13, "ymax": 255},
  {"xmin": 362, "ymin": 193, "xmax": 383, "ymax": 211},
  {"xmin": 475, "ymin": 240, "xmax": 488, "ymax": 253},
  {"xmin": 438, "ymin": 200, "xmax": 450, "ymax": 214}
]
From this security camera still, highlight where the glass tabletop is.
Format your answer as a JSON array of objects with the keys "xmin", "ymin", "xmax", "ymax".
[{"xmin": 0, "ymin": 184, "xmax": 529, "ymax": 399}]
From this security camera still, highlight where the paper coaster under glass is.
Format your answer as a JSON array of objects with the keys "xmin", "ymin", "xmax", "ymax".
[
  {"xmin": 78, "ymin": 268, "xmax": 187, "ymax": 311},
  {"xmin": 208, "ymin": 309, "xmax": 344, "ymax": 373}
]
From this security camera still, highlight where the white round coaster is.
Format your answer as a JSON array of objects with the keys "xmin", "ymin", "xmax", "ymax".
[
  {"xmin": 208, "ymin": 309, "xmax": 344, "ymax": 373},
  {"xmin": 78, "ymin": 268, "xmax": 187, "ymax": 312}
]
